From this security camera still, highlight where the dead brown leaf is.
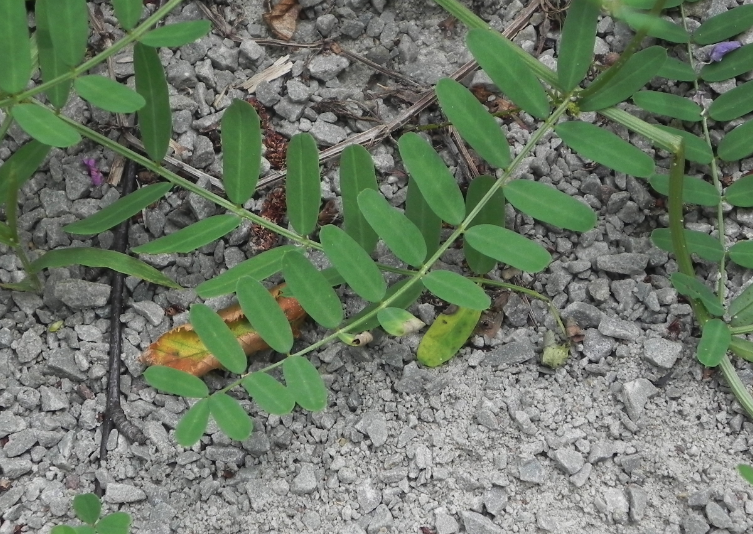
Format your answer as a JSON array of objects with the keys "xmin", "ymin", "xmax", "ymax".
[{"xmin": 263, "ymin": 0, "xmax": 301, "ymax": 41}]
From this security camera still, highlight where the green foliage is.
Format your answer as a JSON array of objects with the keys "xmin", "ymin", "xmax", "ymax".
[
  {"xmin": 221, "ymin": 99, "xmax": 262, "ymax": 205},
  {"xmin": 236, "ymin": 276, "xmax": 294, "ymax": 353},
  {"xmin": 190, "ymin": 304, "xmax": 248, "ymax": 374},
  {"xmin": 52, "ymin": 493, "xmax": 131, "ymax": 534}
]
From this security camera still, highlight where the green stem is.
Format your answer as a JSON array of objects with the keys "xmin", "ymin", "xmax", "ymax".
[{"xmin": 0, "ymin": 112, "xmax": 13, "ymax": 145}]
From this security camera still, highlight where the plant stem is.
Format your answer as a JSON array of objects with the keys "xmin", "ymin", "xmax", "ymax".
[{"xmin": 0, "ymin": 111, "xmax": 13, "ymax": 145}]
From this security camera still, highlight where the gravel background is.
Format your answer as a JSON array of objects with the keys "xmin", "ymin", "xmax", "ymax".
[{"xmin": 2, "ymin": 0, "xmax": 753, "ymax": 533}]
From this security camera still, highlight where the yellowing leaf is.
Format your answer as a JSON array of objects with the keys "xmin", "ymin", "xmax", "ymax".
[{"xmin": 417, "ymin": 306, "xmax": 481, "ymax": 368}]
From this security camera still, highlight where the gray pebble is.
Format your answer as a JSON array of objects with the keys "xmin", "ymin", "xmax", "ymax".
[
  {"xmin": 166, "ymin": 60, "xmax": 197, "ymax": 89},
  {"xmin": 310, "ymin": 119, "xmax": 348, "ymax": 146},
  {"xmin": 622, "ymin": 378, "xmax": 658, "ymax": 421},
  {"xmin": 0, "ymin": 457, "xmax": 33, "ymax": 478},
  {"xmin": 190, "ymin": 135, "xmax": 215, "ymax": 169},
  {"xmin": 517, "ymin": 458, "xmax": 546, "ymax": 484},
  {"xmin": 40, "ymin": 189, "xmax": 71, "ymax": 217},
  {"xmin": 17, "ymin": 329, "xmax": 44, "ymax": 362},
  {"xmin": 562, "ymin": 302, "xmax": 603, "ymax": 328},
  {"xmin": 599, "ymin": 488, "xmax": 629, "ymax": 523},
  {"xmin": 628, "ymin": 485, "xmax": 648, "ymax": 521},
  {"xmin": 705, "ymin": 501, "xmax": 732, "ymax": 529},
  {"xmin": 512, "ymin": 411, "xmax": 537, "ymax": 435},
  {"xmin": 461, "ymin": 510, "xmax": 503, "ymax": 534},
  {"xmin": 357, "ymin": 478, "xmax": 381, "ymax": 514},
  {"xmin": 308, "ymin": 54, "xmax": 349, "ymax": 81},
  {"xmin": 40, "ymin": 385, "xmax": 70, "ymax": 411},
  {"xmin": 582, "ymin": 329, "xmax": 615, "ymax": 361},
  {"xmin": 207, "ymin": 44, "xmax": 239, "ymax": 71},
  {"xmin": 688, "ymin": 488, "xmax": 713, "ymax": 508},
  {"xmin": 355, "ymin": 411, "xmax": 388, "ymax": 447},
  {"xmin": 239, "ymin": 39, "xmax": 265, "ymax": 68},
  {"xmin": 291, "ymin": 463, "xmax": 317, "ymax": 495},
  {"xmin": 187, "ymin": 191, "xmax": 216, "ymax": 220},
  {"xmin": 682, "ymin": 511, "xmax": 710, "ymax": 534},
  {"xmin": 74, "ymin": 324, "xmax": 102, "ymax": 342},
  {"xmin": 435, "ymin": 509, "xmax": 459, "ymax": 534},
  {"xmin": 643, "ymin": 337, "xmax": 682, "ymax": 369},
  {"xmin": 596, "ymin": 253, "xmax": 649, "ymax": 275},
  {"xmin": 599, "ymin": 315, "xmax": 641, "ymax": 340},
  {"xmin": 242, "ymin": 430, "xmax": 271, "ymax": 457},
  {"xmin": 3, "ymin": 429, "xmax": 37, "ymax": 457},
  {"xmin": 395, "ymin": 362, "xmax": 429, "ymax": 393},
  {"xmin": 274, "ymin": 96, "xmax": 306, "ymax": 122},
  {"xmin": 45, "ymin": 347, "xmax": 87, "ymax": 381},
  {"xmin": 569, "ymin": 463, "xmax": 592, "ymax": 487},
  {"xmin": 551, "ymin": 448, "xmax": 585, "ymax": 475},
  {"xmin": 286, "ymin": 79, "xmax": 310, "ymax": 103},
  {"xmin": 484, "ymin": 340, "xmax": 535, "ymax": 366},
  {"xmin": 104, "ymin": 483, "xmax": 147, "ymax": 503},
  {"xmin": 316, "ymin": 14, "xmax": 338, "ymax": 36},
  {"xmin": 588, "ymin": 441, "xmax": 617, "ymax": 464},
  {"xmin": 483, "ymin": 487, "xmax": 508, "ymax": 516},
  {"xmin": 367, "ymin": 504, "xmax": 393, "ymax": 534},
  {"xmin": 133, "ymin": 300, "xmax": 165, "ymax": 326},
  {"xmin": 54, "ymin": 279, "xmax": 112, "ymax": 309}
]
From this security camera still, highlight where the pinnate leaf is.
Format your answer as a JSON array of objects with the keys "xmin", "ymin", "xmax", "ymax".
[
  {"xmin": 465, "ymin": 225, "xmax": 551, "ymax": 273},
  {"xmin": 340, "ymin": 144, "xmax": 379, "ymax": 253},
  {"xmin": 73, "ymin": 494, "xmax": 101, "ymax": 525},
  {"xmin": 283, "ymin": 356, "xmax": 328, "ymax": 411},
  {"xmin": 140, "ymin": 20, "xmax": 212, "ymax": 47},
  {"xmin": 619, "ymin": 9, "xmax": 689, "ymax": 43},
  {"xmin": 729, "ymin": 241, "xmax": 753, "ymax": 269},
  {"xmin": 283, "ymin": 252, "xmax": 343, "ymax": 329},
  {"xmin": 463, "ymin": 176, "xmax": 504, "ymax": 275},
  {"xmin": 0, "ymin": 0, "xmax": 32, "ymax": 94},
  {"xmin": 36, "ymin": 0, "xmax": 72, "ymax": 108},
  {"xmin": 632, "ymin": 91, "xmax": 701, "ymax": 122},
  {"xmin": 651, "ymin": 228, "xmax": 724, "ymax": 262},
  {"xmin": 725, "ymin": 174, "xmax": 753, "ymax": 207},
  {"xmin": 504, "ymin": 180, "xmax": 596, "ymax": 232},
  {"xmin": 242, "ymin": 373, "xmax": 295, "ymax": 415},
  {"xmin": 222, "ymin": 99, "xmax": 261, "ymax": 205},
  {"xmin": 417, "ymin": 306, "xmax": 482, "ymax": 367},
  {"xmin": 209, "ymin": 393, "xmax": 253, "ymax": 441},
  {"xmin": 697, "ymin": 319, "xmax": 730, "ymax": 367},
  {"xmin": 670, "ymin": 272, "xmax": 725, "ymax": 317},
  {"xmin": 345, "ymin": 278, "xmax": 425, "ymax": 332},
  {"xmin": 718, "ymin": 120, "xmax": 753, "ymax": 162},
  {"xmin": 730, "ymin": 285, "xmax": 753, "ymax": 327},
  {"xmin": 286, "ymin": 133, "xmax": 320, "ymax": 235},
  {"xmin": 176, "ymin": 398, "xmax": 210, "ymax": 447},
  {"xmin": 65, "ymin": 183, "xmax": 172, "ymax": 234},
  {"xmin": 649, "ymin": 174, "xmax": 720, "ymax": 206},
  {"xmin": 133, "ymin": 215, "xmax": 240, "ymax": 254},
  {"xmin": 47, "ymin": 0, "xmax": 89, "ymax": 67},
  {"xmin": 320, "ymin": 225, "xmax": 385, "ymax": 302},
  {"xmin": 51, "ymin": 527, "xmax": 76, "ymax": 534},
  {"xmin": 377, "ymin": 308, "xmax": 425, "ymax": 336},
  {"xmin": 405, "ymin": 176, "xmax": 442, "ymax": 258},
  {"xmin": 0, "ymin": 141, "xmax": 51, "ymax": 205},
  {"xmin": 190, "ymin": 304, "xmax": 248, "ymax": 374},
  {"xmin": 435, "ymin": 78, "xmax": 513, "ymax": 168},
  {"xmin": 74, "ymin": 75, "xmax": 146, "ymax": 113},
  {"xmin": 657, "ymin": 58, "xmax": 696, "ymax": 81},
  {"xmin": 112, "ymin": 0, "xmax": 143, "ymax": 30},
  {"xmin": 709, "ymin": 80, "xmax": 753, "ymax": 121},
  {"xmin": 144, "ymin": 366, "xmax": 209, "ymax": 397},
  {"xmin": 134, "ymin": 42, "xmax": 171, "ymax": 162},
  {"xmin": 236, "ymin": 277, "xmax": 294, "ymax": 354},
  {"xmin": 12, "ymin": 104, "xmax": 81, "ymax": 148},
  {"xmin": 700, "ymin": 43, "xmax": 753, "ymax": 82},
  {"xmin": 422, "ymin": 270, "xmax": 490, "ymax": 310},
  {"xmin": 693, "ymin": 4, "xmax": 753, "ymax": 45},
  {"xmin": 730, "ymin": 336, "xmax": 753, "ymax": 363},
  {"xmin": 557, "ymin": 0, "xmax": 600, "ymax": 91}
]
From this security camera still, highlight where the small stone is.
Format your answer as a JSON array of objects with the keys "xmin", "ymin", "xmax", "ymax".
[
  {"xmin": 461, "ymin": 510, "xmax": 503, "ymax": 534},
  {"xmin": 517, "ymin": 458, "xmax": 546, "ymax": 484},
  {"xmin": 687, "ymin": 488, "xmax": 713, "ymax": 508},
  {"xmin": 104, "ymin": 483, "xmax": 147, "ymax": 503},
  {"xmin": 310, "ymin": 119, "xmax": 348, "ymax": 146},
  {"xmin": 628, "ymin": 485, "xmax": 648, "ymax": 521},
  {"xmin": 207, "ymin": 44, "xmax": 239, "ymax": 71},
  {"xmin": 0, "ymin": 457, "xmax": 33, "ymax": 478},
  {"xmin": 286, "ymin": 79, "xmax": 310, "ymax": 103},
  {"xmin": 0, "ymin": 413, "xmax": 27, "ymax": 438},
  {"xmin": 643, "ymin": 338, "xmax": 682, "ymax": 369},
  {"xmin": 601, "ymin": 488, "xmax": 629, "ymax": 522},
  {"xmin": 484, "ymin": 341, "xmax": 535, "ymax": 366},
  {"xmin": 40, "ymin": 385, "xmax": 70, "ymax": 411},
  {"xmin": 46, "ymin": 347, "xmax": 87, "ymax": 381},
  {"xmin": 367, "ymin": 504, "xmax": 393, "ymax": 534},
  {"xmin": 3, "ymin": 430, "xmax": 37, "ymax": 457},
  {"xmin": 483, "ymin": 487, "xmax": 508, "ymax": 516},
  {"xmin": 551, "ymin": 448, "xmax": 585, "ymax": 475},
  {"xmin": 622, "ymin": 378, "xmax": 658, "ymax": 421},
  {"xmin": 133, "ymin": 300, "xmax": 165, "ymax": 326},
  {"xmin": 190, "ymin": 135, "xmax": 215, "ymax": 169},
  {"xmin": 569, "ymin": 463, "xmax": 592, "ymax": 487},
  {"xmin": 355, "ymin": 411, "xmax": 388, "ymax": 447},
  {"xmin": 357, "ymin": 479, "xmax": 381, "ymax": 514},
  {"xmin": 166, "ymin": 60, "xmax": 197, "ymax": 89},
  {"xmin": 705, "ymin": 501, "xmax": 732, "ymax": 529},
  {"xmin": 291, "ymin": 463, "xmax": 317, "ymax": 495},
  {"xmin": 682, "ymin": 511, "xmax": 710, "ymax": 534},
  {"xmin": 562, "ymin": 302, "xmax": 603, "ymax": 328},
  {"xmin": 435, "ymin": 509, "xmax": 459, "ymax": 534},
  {"xmin": 316, "ymin": 14, "xmax": 337, "ymax": 36},
  {"xmin": 307, "ymin": 54, "xmax": 349, "ymax": 81},
  {"xmin": 54, "ymin": 279, "xmax": 111, "ymax": 308},
  {"xmin": 598, "ymin": 315, "xmax": 641, "ymax": 340},
  {"xmin": 242, "ymin": 431, "xmax": 270, "ymax": 457},
  {"xmin": 582, "ymin": 329, "xmax": 615, "ymax": 361},
  {"xmin": 596, "ymin": 253, "xmax": 649, "ymax": 275}
]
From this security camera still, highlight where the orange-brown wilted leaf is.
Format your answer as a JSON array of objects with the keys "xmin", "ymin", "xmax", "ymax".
[
  {"xmin": 263, "ymin": 0, "xmax": 300, "ymax": 41},
  {"xmin": 140, "ymin": 284, "xmax": 306, "ymax": 376}
]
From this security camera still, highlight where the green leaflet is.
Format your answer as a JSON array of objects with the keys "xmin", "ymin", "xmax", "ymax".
[
  {"xmin": 422, "ymin": 270, "xmax": 490, "ymax": 310},
  {"xmin": 175, "ymin": 398, "xmax": 210, "ymax": 447},
  {"xmin": 557, "ymin": 0, "xmax": 600, "ymax": 91},
  {"xmin": 51, "ymin": 527, "xmax": 76, "ymax": 534},
  {"xmin": 656, "ymin": 58, "xmax": 696, "ymax": 81},
  {"xmin": 697, "ymin": 319, "xmax": 730, "ymax": 367},
  {"xmin": 74, "ymin": 75, "xmax": 146, "ymax": 113},
  {"xmin": 95, "ymin": 512, "xmax": 131, "ymax": 534},
  {"xmin": 0, "ymin": 140, "xmax": 51, "ymax": 205},
  {"xmin": 700, "ymin": 43, "xmax": 753, "ymax": 82},
  {"xmin": 718, "ymin": 120, "xmax": 753, "ymax": 162},
  {"xmin": 112, "ymin": 0, "xmax": 143, "ymax": 30},
  {"xmin": 340, "ymin": 144, "xmax": 379, "ymax": 253},
  {"xmin": 36, "ymin": 0, "xmax": 72, "ymax": 108},
  {"xmin": 729, "ymin": 241, "xmax": 753, "ymax": 270},
  {"xmin": 28, "ymin": 247, "xmax": 179, "ymax": 288},
  {"xmin": 466, "ymin": 28, "xmax": 550, "ymax": 119},
  {"xmin": 286, "ymin": 133, "xmax": 320, "ymax": 236},
  {"xmin": 739, "ymin": 464, "xmax": 753, "ymax": 485},
  {"xmin": 632, "ymin": 91, "xmax": 701, "ymax": 122},
  {"xmin": 140, "ymin": 20, "xmax": 212, "ymax": 47},
  {"xmin": 435, "ymin": 78, "xmax": 512, "ymax": 168},
  {"xmin": 417, "ymin": 306, "xmax": 482, "ymax": 367},
  {"xmin": 190, "ymin": 303, "xmax": 248, "ymax": 374},
  {"xmin": 209, "ymin": 393, "xmax": 253, "ymax": 442},
  {"xmin": 11, "ymin": 104, "xmax": 81, "ymax": 148},
  {"xmin": 132, "ymin": 214, "xmax": 240, "ymax": 254},
  {"xmin": 464, "ymin": 224, "xmax": 551, "ymax": 273},
  {"xmin": 463, "ymin": 176, "xmax": 504, "ymax": 275},
  {"xmin": 693, "ymin": 4, "xmax": 753, "ymax": 45},
  {"xmin": 0, "ymin": 0, "xmax": 32, "ymax": 94},
  {"xmin": 725, "ymin": 174, "xmax": 753, "ymax": 207},
  {"xmin": 377, "ymin": 307, "xmax": 425, "ymax": 336},
  {"xmin": 654, "ymin": 125, "xmax": 714, "ymax": 164},
  {"xmin": 242, "ymin": 373, "xmax": 295, "ymax": 415},
  {"xmin": 65, "ymin": 182, "xmax": 172, "ymax": 234},
  {"xmin": 236, "ymin": 276, "xmax": 294, "ymax": 354},
  {"xmin": 650, "ymin": 228, "xmax": 725, "ymax": 263},
  {"xmin": 555, "ymin": 121, "xmax": 654, "ymax": 178},
  {"xmin": 398, "ymin": 133, "xmax": 465, "ymax": 225},
  {"xmin": 344, "ymin": 278, "xmax": 425, "ymax": 332},
  {"xmin": 730, "ymin": 284, "xmax": 753, "ymax": 327},
  {"xmin": 73, "ymin": 494, "xmax": 101, "ymax": 525},
  {"xmin": 47, "ymin": 0, "xmax": 89, "ymax": 67},
  {"xmin": 319, "ymin": 225, "xmax": 386, "ymax": 303},
  {"xmin": 222, "ymin": 99, "xmax": 261, "ymax": 205},
  {"xmin": 282, "ymin": 356, "xmax": 328, "ymax": 411},
  {"xmin": 134, "ymin": 42, "xmax": 171, "ymax": 162},
  {"xmin": 619, "ymin": 9, "xmax": 690, "ymax": 43},
  {"xmin": 648, "ymin": 174, "xmax": 720, "ymax": 206},
  {"xmin": 709, "ymin": 80, "xmax": 753, "ymax": 121},
  {"xmin": 282, "ymin": 252, "xmax": 343, "ymax": 329},
  {"xmin": 143, "ymin": 366, "xmax": 209, "ymax": 398},
  {"xmin": 504, "ymin": 179, "xmax": 596, "ymax": 232},
  {"xmin": 580, "ymin": 46, "xmax": 667, "ymax": 111},
  {"xmin": 357, "ymin": 189, "xmax": 427, "ymax": 268},
  {"xmin": 405, "ymin": 176, "xmax": 441, "ymax": 258},
  {"xmin": 670, "ymin": 272, "xmax": 725, "ymax": 317},
  {"xmin": 730, "ymin": 336, "xmax": 753, "ymax": 363}
]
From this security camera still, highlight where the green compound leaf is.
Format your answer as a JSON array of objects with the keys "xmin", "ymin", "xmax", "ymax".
[
  {"xmin": 656, "ymin": 58, "xmax": 696, "ymax": 81},
  {"xmin": 466, "ymin": 28, "xmax": 550, "ymax": 118},
  {"xmin": 729, "ymin": 241, "xmax": 753, "ymax": 269},
  {"xmin": 649, "ymin": 174, "xmax": 720, "ymax": 206},
  {"xmin": 709, "ymin": 80, "xmax": 753, "ymax": 121},
  {"xmin": 556, "ymin": 0, "xmax": 600, "ymax": 91},
  {"xmin": 242, "ymin": 373, "xmax": 296, "ymax": 415},
  {"xmin": 357, "ymin": 189, "xmax": 427, "ymax": 268},
  {"xmin": 196, "ymin": 245, "xmax": 300, "ymax": 298},
  {"xmin": 504, "ymin": 179, "xmax": 596, "ymax": 232},
  {"xmin": 405, "ymin": 176, "xmax": 442, "ymax": 258},
  {"xmin": 319, "ymin": 225, "xmax": 386, "ymax": 303},
  {"xmin": 140, "ymin": 20, "xmax": 212, "ymax": 47},
  {"xmin": 132, "ymin": 214, "xmax": 240, "ymax": 254},
  {"xmin": 632, "ymin": 91, "xmax": 701, "ymax": 122},
  {"xmin": 422, "ymin": 270, "xmax": 490, "ymax": 310},
  {"xmin": 74, "ymin": 75, "xmax": 146, "ymax": 113},
  {"xmin": 464, "ymin": 224, "xmax": 551, "ymax": 273},
  {"xmin": 36, "ymin": 0, "xmax": 72, "ymax": 108},
  {"xmin": 345, "ymin": 278, "xmax": 425, "ymax": 332},
  {"xmin": 738, "ymin": 464, "xmax": 753, "ymax": 485},
  {"xmin": 65, "ymin": 182, "xmax": 172, "ymax": 234},
  {"xmin": 670, "ymin": 272, "xmax": 725, "ymax": 317},
  {"xmin": 463, "ymin": 175, "xmax": 504, "ymax": 275},
  {"xmin": 73, "ymin": 494, "xmax": 101, "ymax": 525},
  {"xmin": 651, "ymin": 228, "xmax": 725, "ymax": 263},
  {"xmin": 283, "ymin": 355, "xmax": 328, "ymax": 411},
  {"xmin": 435, "ymin": 78, "xmax": 512, "ymax": 168},
  {"xmin": 48, "ymin": 0, "xmax": 89, "ymax": 67},
  {"xmin": 282, "ymin": 252, "xmax": 343, "ymax": 329},
  {"xmin": 286, "ymin": 133, "xmax": 320, "ymax": 236},
  {"xmin": 236, "ymin": 276, "xmax": 294, "ymax": 354},
  {"xmin": 143, "ymin": 366, "xmax": 209, "ymax": 398},
  {"xmin": 134, "ymin": 42, "xmax": 171, "ymax": 162},
  {"xmin": 697, "ymin": 319, "xmax": 730, "ymax": 367},
  {"xmin": 730, "ymin": 336, "xmax": 753, "ymax": 363},
  {"xmin": 654, "ymin": 125, "xmax": 714, "ymax": 164},
  {"xmin": 377, "ymin": 307, "xmax": 425, "ymax": 336},
  {"xmin": 725, "ymin": 174, "xmax": 753, "ymax": 207},
  {"xmin": 619, "ymin": 9, "xmax": 689, "ymax": 43},
  {"xmin": 718, "ymin": 120, "xmax": 753, "ymax": 162},
  {"xmin": 0, "ymin": 0, "xmax": 32, "ymax": 94},
  {"xmin": 209, "ymin": 393, "xmax": 253, "ymax": 442},
  {"xmin": 190, "ymin": 304, "xmax": 248, "ymax": 374},
  {"xmin": 580, "ymin": 46, "xmax": 667, "ymax": 111},
  {"xmin": 340, "ymin": 144, "xmax": 379, "ymax": 254},
  {"xmin": 95, "ymin": 512, "xmax": 131, "ymax": 534},
  {"xmin": 417, "ymin": 306, "xmax": 482, "ymax": 367},
  {"xmin": 693, "ymin": 4, "xmax": 753, "ymax": 45},
  {"xmin": 222, "ymin": 99, "xmax": 261, "ymax": 205},
  {"xmin": 11, "ymin": 104, "xmax": 81, "ymax": 148},
  {"xmin": 398, "ymin": 133, "xmax": 466, "ymax": 225},
  {"xmin": 0, "ymin": 140, "xmax": 51, "ymax": 205},
  {"xmin": 555, "ymin": 121, "xmax": 654, "ymax": 178},
  {"xmin": 51, "ymin": 527, "xmax": 77, "ymax": 534},
  {"xmin": 28, "ymin": 248, "xmax": 179, "ymax": 288},
  {"xmin": 730, "ymin": 284, "xmax": 753, "ymax": 327},
  {"xmin": 175, "ymin": 398, "xmax": 210, "ymax": 447},
  {"xmin": 112, "ymin": 0, "xmax": 143, "ymax": 31},
  {"xmin": 700, "ymin": 43, "xmax": 753, "ymax": 82}
]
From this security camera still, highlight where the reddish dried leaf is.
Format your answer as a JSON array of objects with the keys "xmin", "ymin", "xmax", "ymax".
[
  {"xmin": 140, "ymin": 283, "xmax": 306, "ymax": 376},
  {"xmin": 263, "ymin": 0, "xmax": 300, "ymax": 41}
]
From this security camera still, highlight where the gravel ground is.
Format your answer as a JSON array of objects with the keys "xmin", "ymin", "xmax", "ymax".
[{"xmin": 2, "ymin": 0, "xmax": 753, "ymax": 533}]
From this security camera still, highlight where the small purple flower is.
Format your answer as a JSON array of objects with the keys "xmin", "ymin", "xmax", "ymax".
[
  {"xmin": 710, "ymin": 41, "xmax": 742, "ymax": 62},
  {"xmin": 82, "ymin": 158, "xmax": 105, "ymax": 186}
]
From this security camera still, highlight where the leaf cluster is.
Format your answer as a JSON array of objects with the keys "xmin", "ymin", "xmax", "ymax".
[{"xmin": 52, "ymin": 493, "xmax": 130, "ymax": 534}]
